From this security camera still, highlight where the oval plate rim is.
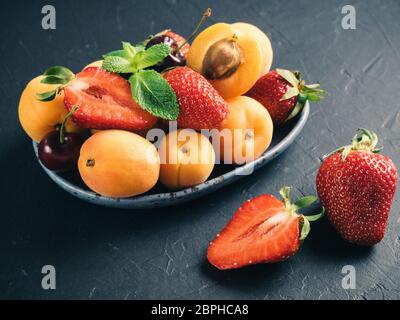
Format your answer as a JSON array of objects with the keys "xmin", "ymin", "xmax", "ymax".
[{"xmin": 33, "ymin": 101, "xmax": 310, "ymax": 209}]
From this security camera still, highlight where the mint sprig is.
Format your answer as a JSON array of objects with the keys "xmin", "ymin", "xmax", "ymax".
[
  {"xmin": 131, "ymin": 43, "xmax": 171, "ymax": 71},
  {"xmin": 102, "ymin": 41, "xmax": 179, "ymax": 120},
  {"xmin": 130, "ymin": 70, "xmax": 179, "ymax": 120},
  {"xmin": 36, "ymin": 66, "xmax": 74, "ymax": 102}
]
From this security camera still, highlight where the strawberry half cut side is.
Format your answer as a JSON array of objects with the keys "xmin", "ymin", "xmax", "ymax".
[
  {"xmin": 207, "ymin": 186, "xmax": 325, "ymax": 270},
  {"xmin": 64, "ymin": 67, "xmax": 157, "ymax": 131}
]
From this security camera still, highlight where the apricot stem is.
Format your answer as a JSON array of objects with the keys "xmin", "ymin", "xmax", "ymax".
[
  {"xmin": 59, "ymin": 105, "xmax": 78, "ymax": 144},
  {"xmin": 177, "ymin": 8, "xmax": 212, "ymax": 52}
]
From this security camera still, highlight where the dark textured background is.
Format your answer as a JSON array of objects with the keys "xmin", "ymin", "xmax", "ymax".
[{"xmin": 1, "ymin": 0, "xmax": 399, "ymax": 300}]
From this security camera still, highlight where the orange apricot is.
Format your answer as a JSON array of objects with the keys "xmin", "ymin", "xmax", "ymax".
[
  {"xmin": 18, "ymin": 76, "xmax": 81, "ymax": 142},
  {"xmin": 214, "ymin": 96, "xmax": 273, "ymax": 164},
  {"xmin": 232, "ymin": 23, "xmax": 273, "ymax": 75},
  {"xmin": 158, "ymin": 129, "xmax": 215, "ymax": 190},
  {"xmin": 187, "ymin": 23, "xmax": 273, "ymax": 99},
  {"xmin": 78, "ymin": 130, "xmax": 160, "ymax": 198}
]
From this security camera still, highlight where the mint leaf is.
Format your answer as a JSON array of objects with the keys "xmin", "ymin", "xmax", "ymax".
[
  {"xmin": 102, "ymin": 56, "xmax": 134, "ymax": 73},
  {"xmin": 132, "ymin": 43, "xmax": 171, "ymax": 71},
  {"xmin": 102, "ymin": 49, "xmax": 128, "ymax": 59},
  {"xmin": 41, "ymin": 75, "xmax": 69, "ymax": 85},
  {"xmin": 36, "ymin": 88, "xmax": 60, "ymax": 102},
  {"xmin": 134, "ymin": 43, "xmax": 146, "ymax": 52},
  {"xmin": 122, "ymin": 41, "xmax": 138, "ymax": 58},
  {"xmin": 129, "ymin": 70, "xmax": 179, "ymax": 120},
  {"xmin": 43, "ymin": 66, "xmax": 74, "ymax": 81}
]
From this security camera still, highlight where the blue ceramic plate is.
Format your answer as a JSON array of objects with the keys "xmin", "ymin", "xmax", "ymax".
[{"xmin": 33, "ymin": 102, "xmax": 310, "ymax": 209}]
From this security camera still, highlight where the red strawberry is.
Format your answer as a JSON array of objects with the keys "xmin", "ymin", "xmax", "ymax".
[
  {"xmin": 316, "ymin": 129, "xmax": 398, "ymax": 245},
  {"xmin": 64, "ymin": 67, "xmax": 157, "ymax": 131},
  {"xmin": 246, "ymin": 69, "xmax": 327, "ymax": 125},
  {"xmin": 163, "ymin": 67, "xmax": 228, "ymax": 130},
  {"xmin": 164, "ymin": 30, "xmax": 190, "ymax": 58},
  {"xmin": 207, "ymin": 187, "xmax": 324, "ymax": 270}
]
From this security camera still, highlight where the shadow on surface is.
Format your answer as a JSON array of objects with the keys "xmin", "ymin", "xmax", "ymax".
[
  {"xmin": 307, "ymin": 218, "xmax": 374, "ymax": 262},
  {"xmin": 200, "ymin": 256, "xmax": 288, "ymax": 293}
]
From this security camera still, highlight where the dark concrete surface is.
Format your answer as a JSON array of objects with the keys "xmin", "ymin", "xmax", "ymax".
[{"xmin": 0, "ymin": 0, "xmax": 399, "ymax": 299}]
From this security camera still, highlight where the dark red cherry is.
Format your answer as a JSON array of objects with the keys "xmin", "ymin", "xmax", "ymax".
[
  {"xmin": 38, "ymin": 130, "xmax": 83, "ymax": 171},
  {"xmin": 146, "ymin": 35, "xmax": 186, "ymax": 72}
]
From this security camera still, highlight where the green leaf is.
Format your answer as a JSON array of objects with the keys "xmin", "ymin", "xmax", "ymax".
[
  {"xmin": 285, "ymin": 102, "xmax": 304, "ymax": 122},
  {"xmin": 129, "ymin": 69, "xmax": 179, "ymax": 120},
  {"xmin": 134, "ymin": 43, "xmax": 146, "ymax": 52},
  {"xmin": 300, "ymin": 85, "xmax": 328, "ymax": 102},
  {"xmin": 295, "ymin": 195, "xmax": 318, "ymax": 209},
  {"xmin": 280, "ymin": 86, "xmax": 299, "ymax": 101},
  {"xmin": 276, "ymin": 69, "xmax": 299, "ymax": 88},
  {"xmin": 102, "ymin": 49, "xmax": 129, "ymax": 59},
  {"xmin": 41, "ymin": 75, "xmax": 69, "ymax": 85},
  {"xmin": 36, "ymin": 88, "xmax": 59, "ymax": 102},
  {"xmin": 341, "ymin": 145, "xmax": 352, "ymax": 161},
  {"xmin": 305, "ymin": 207, "xmax": 325, "ymax": 222},
  {"xmin": 132, "ymin": 43, "xmax": 171, "ymax": 71},
  {"xmin": 102, "ymin": 56, "xmax": 134, "ymax": 73},
  {"xmin": 122, "ymin": 41, "xmax": 137, "ymax": 58},
  {"xmin": 299, "ymin": 217, "xmax": 311, "ymax": 241},
  {"xmin": 43, "ymin": 66, "xmax": 74, "ymax": 82}
]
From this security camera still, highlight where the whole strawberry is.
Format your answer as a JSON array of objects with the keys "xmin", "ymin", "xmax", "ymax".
[
  {"xmin": 316, "ymin": 129, "xmax": 398, "ymax": 245},
  {"xmin": 246, "ymin": 69, "xmax": 327, "ymax": 125},
  {"xmin": 163, "ymin": 67, "xmax": 228, "ymax": 130}
]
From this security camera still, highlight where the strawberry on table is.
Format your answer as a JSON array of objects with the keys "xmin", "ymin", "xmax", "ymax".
[
  {"xmin": 246, "ymin": 69, "xmax": 327, "ymax": 125},
  {"xmin": 64, "ymin": 67, "xmax": 157, "ymax": 131},
  {"xmin": 163, "ymin": 67, "xmax": 228, "ymax": 130},
  {"xmin": 207, "ymin": 186, "xmax": 324, "ymax": 270},
  {"xmin": 316, "ymin": 129, "xmax": 398, "ymax": 246}
]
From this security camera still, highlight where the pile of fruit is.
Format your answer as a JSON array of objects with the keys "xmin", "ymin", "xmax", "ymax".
[
  {"xmin": 18, "ymin": 9, "xmax": 326, "ymax": 198},
  {"xmin": 17, "ymin": 9, "xmax": 398, "ymax": 270}
]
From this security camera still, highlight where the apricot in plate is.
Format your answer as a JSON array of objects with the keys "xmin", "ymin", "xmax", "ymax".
[
  {"xmin": 187, "ymin": 23, "xmax": 273, "ymax": 99},
  {"xmin": 215, "ymin": 96, "xmax": 273, "ymax": 164},
  {"xmin": 158, "ymin": 129, "xmax": 215, "ymax": 190},
  {"xmin": 78, "ymin": 130, "xmax": 160, "ymax": 198},
  {"xmin": 18, "ymin": 76, "xmax": 81, "ymax": 142}
]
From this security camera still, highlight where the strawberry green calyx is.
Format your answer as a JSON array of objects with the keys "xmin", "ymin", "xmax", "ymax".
[
  {"xmin": 323, "ymin": 128, "xmax": 382, "ymax": 162},
  {"xmin": 275, "ymin": 69, "xmax": 328, "ymax": 121},
  {"xmin": 279, "ymin": 186, "xmax": 325, "ymax": 240}
]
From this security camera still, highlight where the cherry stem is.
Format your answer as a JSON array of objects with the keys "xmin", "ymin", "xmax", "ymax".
[
  {"xmin": 177, "ymin": 8, "xmax": 211, "ymax": 52},
  {"xmin": 59, "ymin": 105, "xmax": 78, "ymax": 144}
]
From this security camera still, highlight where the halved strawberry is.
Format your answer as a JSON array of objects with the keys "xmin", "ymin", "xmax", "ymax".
[
  {"xmin": 64, "ymin": 67, "xmax": 157, "ymax": 130},
  {"xmin": 207, "ymin": 187, "xmax": 324, "ymax": 270}
]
